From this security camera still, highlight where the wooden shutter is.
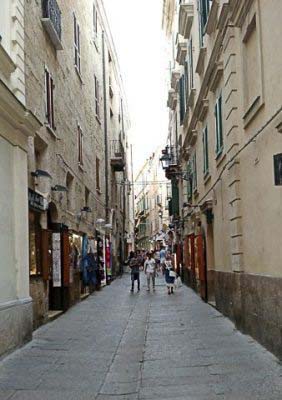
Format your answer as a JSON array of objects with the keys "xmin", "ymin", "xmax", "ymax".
[
  {"xmin": 41, "ymin": 229, "xmax": 50, "ymax": 281},
  {"xmin": 196, "ymin": 235, "xmax": 205, "ymax": 281},
  {"xmin": 62, "ymin": 231, "xmax": 70, "ymax": 287}
]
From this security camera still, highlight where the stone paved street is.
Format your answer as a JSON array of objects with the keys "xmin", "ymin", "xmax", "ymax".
[{"xmin": 0, "ymin": 274, "xmax": 281, "ymax": 400}]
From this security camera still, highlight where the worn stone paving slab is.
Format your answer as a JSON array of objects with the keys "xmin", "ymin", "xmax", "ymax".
[{"xmin": 0, "ymin": 274, "xmax": 281, "ymax": 400}]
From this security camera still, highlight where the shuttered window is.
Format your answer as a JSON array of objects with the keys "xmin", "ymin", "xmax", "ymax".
[
  {"xmin": 93, "ymin": 3, "xmax": 98, "ymax": 37},
  {"xmin": 189, "ymin": 38, "xmax": 194, "ymax": 90},
  {"xmin": 78, "ymin": 125, "xmax": 83, "ymax": 165},
  {"xmin": 203, "ymin": 126, "xmax": 209, "ymax": 175},
  {"xmin": 192, "ymin": 152, "xmax": 197, "ymax": 190},
  {"xmin": 274, "ymin": 154, "xmax": 282, "ymax": 186},
  {"xmin": 45, "ymin": 68, "xmax": 55, "ymax": 129},
  {"xmin": 199, "ymin": 0, "xmax": 212, "ymax": 44},
  {"xmin": 215, "ymin": 93, "xmax": 223, "ymax": 155},
  {"xmin": 96, "ymin": 157, "xmax": 100, "ymax": 191},
  {"xmin": 171, "ymin": 179, "xmax": 179, "ymax": 216},
  {"xmin": 179, "ymin": 76, "xmax": 186, "ymax": 125},
  {"xmin": 187, "ymin": 162, "xmax": 193, "ymax": 200},
  {"xmin": 94, "ymin": 75, "xmax": 100, "ymax": 120},
  {"xmin": 74, "ymin": 14, "xmax": 81, "ymax": 74}
]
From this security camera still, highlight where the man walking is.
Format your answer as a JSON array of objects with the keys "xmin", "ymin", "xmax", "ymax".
[
  {"xmin": 160, "ymin": 246, "xmax": 167, "ymax": 274},
  {"xmin": 144, "ymin": 252, "xmax": 156, "ymax": 292},
  {"xmin": 129, "ymin": 251, "xmax": 140, "ymax": 293}
]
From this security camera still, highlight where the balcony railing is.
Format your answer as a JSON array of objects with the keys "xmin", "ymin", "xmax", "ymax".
[
  {"xmin": 160, "ymin": 145, "xmax": 180, "ymax": 180},
  {"xmin": 110, "ymin": 140, "xmax": 125, "ymax": 171},
  {"xmin": 42, "ymin": 0, "xmax": 63, "ymax": 50}
]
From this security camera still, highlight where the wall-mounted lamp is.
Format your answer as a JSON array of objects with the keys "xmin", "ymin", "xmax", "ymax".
[
  {"xmin": 51, "ymin": 185, "xmax": 68, "ymax": 192},
  {"xmin": 81, "ymin": 206, "xmax": 92, "ymax": 213},
  {"xmin": 31, "ymin": 169, "xmax": 52, "ymax": 179}
]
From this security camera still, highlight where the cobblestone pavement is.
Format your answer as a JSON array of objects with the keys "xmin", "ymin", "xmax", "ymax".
[{"xmin": 0, "ymin": 274, "xmax": 281, "ymax": 400}]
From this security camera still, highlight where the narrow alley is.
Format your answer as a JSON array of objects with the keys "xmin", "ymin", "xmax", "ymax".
[{"xmin": 0, "ymin": 274, "xmax": 281, "ymax": 400}]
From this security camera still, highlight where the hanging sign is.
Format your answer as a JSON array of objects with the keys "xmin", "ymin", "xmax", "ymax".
[
  {"xmin": 52, "ymin": 233, "xmax": 61, "ymax": 287},
  {"xmin": 28, "ymin": 189, "xmax": 47, "ymax": 212}
]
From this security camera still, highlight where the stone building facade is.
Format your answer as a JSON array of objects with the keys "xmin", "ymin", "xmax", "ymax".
[
  {"xmin": 24, "ymin": 0, "xmax": 130, "ymax": 329},
  {"xmin": 162, "ymin": 0, "xmax": 282, "ymax": 359},
  {"xmin": 0, "ymin": 0, "xmax": 41, "ymax": 357},
  {"xmin": 135, "ymin": 150, "xmax": 170, "ymax": 250}
]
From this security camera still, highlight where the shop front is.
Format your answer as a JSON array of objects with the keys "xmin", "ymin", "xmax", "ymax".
[{"xmin": 28, "ymin": 188, "xmax": 49, "ymax": 329}]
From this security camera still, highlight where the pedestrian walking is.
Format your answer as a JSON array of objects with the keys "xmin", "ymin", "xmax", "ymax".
[
  {"xmin": 160, "ymin": 246, "xmax": 167, "ymax": 274},
  {"xmin": 164, "ymin": 255, "xmax": 176, "ymax": 295},
  {"xmin": 129, "ymin": 251, "xmax": 140, "ymax": 293},
  {"xmin": 144, "ymin": 252, "xmax": 156, "ymax": 292}
]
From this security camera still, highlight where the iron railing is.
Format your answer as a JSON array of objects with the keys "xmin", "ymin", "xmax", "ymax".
[
  {"xmin": 110, "ymin": 140, "xmax": 125, "ymax": 159},
  {"xmin": 42, "ymin": 0, "xmax": 62, "ymax": 40}
]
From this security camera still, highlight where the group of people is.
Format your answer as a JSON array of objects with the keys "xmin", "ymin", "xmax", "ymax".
[{"xmin": 128, "ymin": 247, "xmax": 178, "ymax": 295}]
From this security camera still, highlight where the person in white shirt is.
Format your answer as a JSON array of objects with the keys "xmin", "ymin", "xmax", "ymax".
[{"xmin": 144, "ymin": 252, "xmax": 156, "ymax": 292}]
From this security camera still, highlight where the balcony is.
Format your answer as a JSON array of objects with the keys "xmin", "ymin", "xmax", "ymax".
[
  {"xmin": 42, "ymin": 0, "xmax": 63, "ymax": 50},
  {"xmin": 176, "ymin": 40, "xmax": 187, "ymax": 66},
  {"xmin": 160, "ymin": 146, "xmax": 180, "ymax": 180},
  {"xmin": 171, "ymin": 70, "xmax": 181, "ymax": 90},
  {"xmin": 167, "ymin": 89, "xmax": 177, "ymax": 110},
  {"xmin": 178, "ymin": 3, "xmax": 194, "ymax": 39},
  {"xmin": 110, "ymin": 140, "xmax": 125, "ymax": 171}
]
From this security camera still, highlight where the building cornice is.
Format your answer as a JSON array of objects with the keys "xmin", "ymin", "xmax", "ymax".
[
  {"xmin": 0, "ymin": 79, "xmax": 42, "ymax": 140},
  {"xmin": 183, "ymin": 4, "xmax": 231, "ymax": 149}
]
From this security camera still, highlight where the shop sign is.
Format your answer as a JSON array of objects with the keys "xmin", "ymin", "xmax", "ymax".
[
  {"xmin": 52, "ymin": 233, "xmax": 61, "ymax": 287},
  {"xmin": 28, "ymin": 189, "xmax": 47, "ymax": 212}
]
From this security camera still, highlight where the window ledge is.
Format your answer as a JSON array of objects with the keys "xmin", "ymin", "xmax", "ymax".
[
  {"xmin": 75, "ymin": 66, "xmax": 83, "ymax": 84},
  {"xmin": 92, "ymin": 36, "xmax": 99, "ymax": 52},
  {"xmin": 0, "ymin": 43, "xmax": 16, "ymax": 77},
  {"xmin": 243, "ymin": 96, "xmax": 264, "ymax": 128},
  {"xmin": 203, "ymin": 172, "xmax": 211, "ymax": 185},
  {"xmin": 78, "ymin": 163, "xmax": 85, "ymax": 172},
  {"xmin": 45, "ymin": 123, "xmax": 58, "ymax": 139},
  {"xmin": 205, "ymin": 0, "xmax": 220, "ymax": 35},
  {"xmin": 215, "ymin": 150, "xmax": 226, "ymax": 167}
]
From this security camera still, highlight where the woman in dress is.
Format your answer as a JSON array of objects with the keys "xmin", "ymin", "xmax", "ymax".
[{"xmin": 164, "ymin": 255, "xmax": 176, "ymax": 295}]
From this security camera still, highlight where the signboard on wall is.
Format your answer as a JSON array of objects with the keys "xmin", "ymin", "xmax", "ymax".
[
  {"xmin": 52, "ymin": 233, "xmax": 61, "ymax": 287},
  {"xmin": 28, "ymin": 189, "xmax": 48, "ymax": 212}
]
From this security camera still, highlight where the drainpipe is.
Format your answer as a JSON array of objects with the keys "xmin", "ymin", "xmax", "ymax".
[
  {"xmin": 121, "ymin": 98, "xmax": 126, "ymax": 264},
  {"xmin": 102, "ymin": 30, "xmax": 109, "ymax": 222}
]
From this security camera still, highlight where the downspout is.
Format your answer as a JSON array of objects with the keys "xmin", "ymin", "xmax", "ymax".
[
  {"xmin": 121, "ymin": 98, "xmax": 126, "ymax": 264},
  {"xmin": 102, "ymin": 30, "xmax": 109, "ymax": 222}
]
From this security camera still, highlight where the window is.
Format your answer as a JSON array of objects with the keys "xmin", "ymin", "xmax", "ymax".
[
  {"xmin": 215, "ymin": 93, "xmax": 223, "ymax": 155},
  {"xmin": 192, "ymin": 152, "xmax": 197, "ymax": 190},
  {"xmin": 74, "ymin": 14, "xmax": 81, "ymax": 74},
  {"xmin": 187, "ymin": 162, "xmax": 193, "ymax": 200},
  {"xmin": 179, "ymin": 75, "xmax": 186, "ymax": 125},
  {"xmin": 94, "ymin": 75, "xmax": 100, "ymax": 120},
  {"xmin": 274, "ymin": 154, "xmax": 282, "ymax": 186},
  {"xmin": 96, "ymin": 157, "xmax": 100, "ymax": 191},
  {"xmin": 45, "ymin": 68, "xmax": 55, "ymax": 129},
  {"xmin": 203, "ymin": 126, "xmax": 209, "ymax": 175},
  {"xmin": 78, "ymin": 125, "xmax": 83, "ymax": 165},
  {"xmin": 189, "ymin": 38, "xmax": 194, "ymax": 89},
  {"xmin": 66, "ymin": 172, "xmax": 74, "ymax": 211},
  {"xmin": 85, "ymin": 187, "xmax": 90, "ymax": 207},
  {"xmin": 199, "ymin": 0, "xmax": 212, "ymax": 43},
  {"xmin": 93, "ymin": 3, "xmax": 98, "ymax": 37}
]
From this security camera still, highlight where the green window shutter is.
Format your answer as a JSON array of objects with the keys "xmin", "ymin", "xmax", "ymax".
[
  {"xmin": 193, "ymin": 153, "xmax": 197, "ymax": 190},
  {"xmin": 189, "ymin": 38, "xmax": 194, "ymax": 89},
  {"xmin": 179, "ymin": 76, "xmax": 185, "ymax": 125},
  {"xmin": 172, "ymin": 180, "xmax": 179, "ymax": 216},
  {"xmin": 215, "ymin": 94, "xmax": 223, "ymax": 155},
  {"xmin": 203, "ymin": 126, "xmax": 209, "ymax": 175},
  {"xmin": 187, "ymin": 162, "xmax": 192, "ymax": 199}
]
